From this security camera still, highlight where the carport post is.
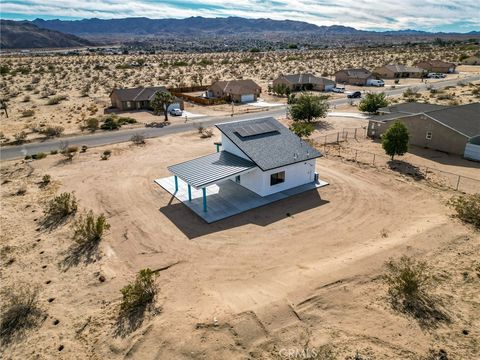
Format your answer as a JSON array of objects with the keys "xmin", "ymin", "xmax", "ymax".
[
  {"xmin": 188, "ymin": 184, "xmax": 192, "ymax": 202},
  {"xmin": 202, "ymin": 188, "xmax": 207, "ymax": 212},
  {"xmin": 174, "ymin": 175, "xmax": 178, "ymax": 192}
]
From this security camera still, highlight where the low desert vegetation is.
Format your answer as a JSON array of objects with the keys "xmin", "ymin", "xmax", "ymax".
[
  {"xmin": 447, "ymin": 193, "xmax": 480, "ymax": 229},
  {"xmin": 42, "ymin": 192, "xmax": 78, "ymax": 228},
  {"xmin": 0, "ymin": 285, "xmax": 43, "ymax": 345},
  {"xmin": 383, "ymin": 256, "xmax": 448, "ymax": 327},
  {"xmin": 73, "ymin": 211, "xmax": 110, "ymax": 246},
  {"xmin": 120, "ymin": 268, "xmax": 158, "ymax": 313},
  {"xmin": 130, "ymin": 133, "xmax": 146, "ymax": 145}
]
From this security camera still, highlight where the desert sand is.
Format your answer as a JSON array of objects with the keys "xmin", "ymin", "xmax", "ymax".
[{"xmin": 1, "ymin": 125, "xmax": 479, "ymax": 359}]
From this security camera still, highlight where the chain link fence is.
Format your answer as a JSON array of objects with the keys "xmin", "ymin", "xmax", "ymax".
[{"xmin": 315, "ymin": 140, "xmax": 479, "ymax": 194}]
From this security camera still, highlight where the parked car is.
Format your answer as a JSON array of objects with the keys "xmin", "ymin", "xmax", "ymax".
[
  {"xmin": 347, "ymin": 91, "xmax": 362, "ymax": 99},
  {"xmin": 427, "ymin": 73, "xmax": 446, "ymax": 79},
  {"xmin": 369, "ymin": 79, "xmax": 385, "ymax": 87},
  {"xmin": 169, "ymin": 108, "xmax": 183, "ymax": 116},
  {"xmin": 332, "ymin": 87, "xmax": 345, "ymax": 93}
]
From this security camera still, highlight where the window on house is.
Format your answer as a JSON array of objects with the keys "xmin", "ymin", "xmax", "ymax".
[
  {"xmin": 426, "ymin": 131, "xmax": 432, "ymax": 140},
  {"xmin": 270, "ymin": 171, "xmax": 285, "ymax": 186}
]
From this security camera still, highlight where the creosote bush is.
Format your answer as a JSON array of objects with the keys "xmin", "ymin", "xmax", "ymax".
[
  {"xmin": 0, "ymin": 286, "xmax": 43, "ymax": 345},
  {"xmin": 447, "ymin": 193, "xmax": 480, "ymax": 229},
  {"xmin": 120, "ymin": 269, "xmax": 158, "ymax": 313},
  {"xmin": 73, "ymin": 210, "xmax": 110, "ymax": 245},
  {"xmin": 43, "ymin": 192, "xmax": 77, "ymax": 227},
  {"xmin": 130, "ymin": 133, "xmax": 146, "ymax": 145}
]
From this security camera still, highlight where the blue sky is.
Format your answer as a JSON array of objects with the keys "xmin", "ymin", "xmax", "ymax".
[{"xmin": 1, "ymin": 0, "xmax": 479, "ymax": 33}]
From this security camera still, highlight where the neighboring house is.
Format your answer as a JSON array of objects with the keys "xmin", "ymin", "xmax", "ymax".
[
  {"xmin": 462, "ymin": 55, "xmax": 480, "ymax": 65},
  {"xmin": 373, "ymin": 64, "xmax": 425, "ymax": 79},
  {"xmin": 272, "ymin": 73, "xmax": 336, "ymax": 92},
  {"xmin": 160, "ymin": 117, "xmax": 324, "ymax": 221},
  {"xmin": 207, "ymin": 79, "xmax": 262, "ymax": 103},
  {"xmin": 334, "ymin": 68, "xmax": 373, "ymax": 85},
  {"xmin": 368, "ymin": 102, "xmax": 480, "ymax": 157},
  {"xmin": 414, "ymin": 60, "xmax": 456, "ymax": 73},
  {"xmin": 110, "ymin": 86, "xmax": 183, "ymax": 111}
]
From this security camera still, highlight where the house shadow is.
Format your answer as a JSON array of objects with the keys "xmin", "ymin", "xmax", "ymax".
[
  {"xmin": 159, "ymin": 189, "xmax": 329, "ymax": 239},
  {"xmin": 407, "ymin": 145, "xmax": 480, "ymax": 169}
]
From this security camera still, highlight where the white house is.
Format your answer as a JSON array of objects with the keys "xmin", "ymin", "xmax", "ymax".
[{"xmin": 158, "ymin": 117, "xmax": 325, "ymax": 222}]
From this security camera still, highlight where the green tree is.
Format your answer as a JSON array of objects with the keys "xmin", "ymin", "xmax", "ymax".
[
  {"xmin": 382, "ymin": 121, "xmax": 409, "ymax": 160},
  {"xmin": 358, "ymin": 92, "xmax": 389, "ymax": 114},
  {"xmin": 150, "ymin": 91, "xmax": 175, "ymax": 122},
  {"xmin": 288, "ymin": 93, "xmax": 329, "ymax": 122},
  {"xmin": 289, "ymin": 122, "xmax": 315, "ymax": 138}
]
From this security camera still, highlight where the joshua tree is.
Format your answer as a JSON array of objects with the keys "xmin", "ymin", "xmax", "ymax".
[{"xmin": 150, "ymin": 91, "xmax": 175, "ymax": 122}]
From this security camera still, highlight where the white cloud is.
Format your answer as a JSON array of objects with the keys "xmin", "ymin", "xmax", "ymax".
[{"xmin": 1, "ymin": 0, "xmax": 479, "ymax": 32}]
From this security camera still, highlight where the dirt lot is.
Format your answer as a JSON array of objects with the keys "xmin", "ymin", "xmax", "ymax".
[{"xmin": 1, "ymin": 127, "xmax": 479, "ymax": 359}]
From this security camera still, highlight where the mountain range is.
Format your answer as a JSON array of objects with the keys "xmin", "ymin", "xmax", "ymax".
[{"xmin": 1, "ymin": 17, "xmax": 479, "ymax": 50}]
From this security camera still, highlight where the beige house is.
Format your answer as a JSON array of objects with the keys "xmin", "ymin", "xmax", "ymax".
[
  {"xmin": 368, "ymin": 102, "xmax": 480, "ymax": 156},
  {"xmin": 414, "ymin": 60, "xmax": 456, "ymax": 73},
  {"xmin": 207, "ymin": 79, "xmax": 261, "ymax": 103},
  {"xmin": 334, "ymin": 68, "xmax": 373, "ymax": 85},
  {"xmin": 110, "ymin": 86, "xmax": 183, "ymax": 111},
  {"xmin": 373, "ymin": 64, "xmax": 425, "ymax": 79},
  {"xmin": 272, "ymin": 73, "xmax": 335, "ymax": 92}
]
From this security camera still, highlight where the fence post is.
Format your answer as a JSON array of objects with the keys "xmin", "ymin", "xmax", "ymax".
[
  {"xmin": 354, "ymin": 128, "xmax": 357, "ymax": 140},
  {"xmin": 355, "ymin": 150, "xmax": 357, "ymax": 162},
  {"xmin": 455, "ymin": 175, "xmax": 461, "ymax": 191},
  {"xmin": 336, "ymin": 132, "xmax": 339, "ymax": 143},
  {"xmin": 372, "ymin": 154, "xmax": 376, "ymax": 165}
]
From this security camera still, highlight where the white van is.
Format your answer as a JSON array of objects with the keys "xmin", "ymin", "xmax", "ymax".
[{"xmin": 368, "ymin": 79, "xmax": 385, "ymax": 87}]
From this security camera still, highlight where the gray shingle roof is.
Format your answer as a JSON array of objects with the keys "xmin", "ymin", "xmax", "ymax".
[
  {"xmin": 216, "ymin": 117, "xmax": 322, "ymax": 171},
  {"xmin": 281, "ymin": 73, "xmax": 335, "ymax": 85},
  {"xmin": 379, "ymin": 102, "xmax": 447, "ymax": 115},
  {"xmin": 426, "ymin": 103, "xmax": 480, "ymax": 137},
  {"xmin": 111, "ymin": 86, "xmax": 167, "ymax": 102},
  {"xmin": 167, "ymin": 151, "xmax": 256, "ymax": 188}
]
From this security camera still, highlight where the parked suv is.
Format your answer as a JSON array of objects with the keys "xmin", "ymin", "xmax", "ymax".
[
  {"xmin": 347, "ymin": 91, "xmax": 362, "ymax": 99},
  {"xmin": 369, "ymin": 79, "xmax": 385, "ymax": 87},
  {"xmin": 169, "ymin": 108, "xmax": 183, "ymax": 116},
  {"xmin": 332, "ymin": 87, "xmax": 345, "ymax": 93}
]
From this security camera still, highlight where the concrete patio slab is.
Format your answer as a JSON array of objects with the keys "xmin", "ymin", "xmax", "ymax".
[{"xmin": 155, "ymin": 177, "xmax": 329, "ymax": 223}]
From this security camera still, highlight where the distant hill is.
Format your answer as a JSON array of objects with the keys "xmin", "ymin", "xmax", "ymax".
[
  {"xmin": 30, "ymin": 17, "xmax": 363, "ymax": 37},
  {"xmin": 0, "ymin": 20, "xmax": 94, "ymax": 49}
]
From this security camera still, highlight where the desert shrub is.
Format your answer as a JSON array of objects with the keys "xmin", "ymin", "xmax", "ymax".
[
  {"xmin": 117, "ymin": 116, "xmax": 136, "ymax": 125},
  {"xmin": 21, "ymin": 109, "xmax": 34, "ymax": 117},
  {"xmin": 130, "ymin": 133, "xmax": 145, "ymax": 145},
  {"xmin": 40, "ymin": 126, "xmax": 64, "ymax": 138},
  {"xmin": 84, "ymin": 117, "xmax": 99, "ymax": 131},
  {"xmin": 60, "ymin": 145, "xmax": 78, "ymax": 161},
  {"xmin": 14, "ymin": 131, "xmax": 28, "ymax": 143},
  {"xmin": 100, "ymin": 117, "xmax": 121, "ymax": 130},
  {"xmin": 43, "ymin": 192, "xmax": 77, "ymax": 227},
  {"xmin": 31, "ymin": 152, "xmax": 47, "ymax": 160},
  {"xmin": 200, "ymin": 128, "xmax": 213, "ymax": 138},
  {"xmin": 290, "ymin": 122, "xmax": 315, "ymax": 138},
  {"xmin": 41, "ymin": 174, "xmax": 51, "ymax": 186},
  {"xmin": 100, "ymin": 150, "xmax": 112, "ymax": 160},
  {"xmin": 50, "ymin": 149, "xmax": 58, "ymax": 155},
  {"xmin": 47, "ymin": 95, "xmax": 67, "ymax": 105},
  {"xmin": 22, "ymin": 95, "xmax": 30, "ymax": 102},
  {"xmin": 73, "ymin": 211, "xmax": 110, "ymax": 245},
  {"xmin": 120, "ymin": 269, "xmax": 158, "ymax": 313},
  {"xmin": 383, "ymin": 256, "xmax": 447, "ymax": 326},
  {"xmin": 81, "ymin": 145, "xmax": 88, "ymax": 153},
  {"xmin": 447, "ymin": 193, "xmax": 480, "ymax": 229},
  {"xmin": 0, "ymin": 286, "xmax": 43, "ymax": 345}
]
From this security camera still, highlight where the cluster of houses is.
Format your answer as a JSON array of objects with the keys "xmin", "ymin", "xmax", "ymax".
[{"xmin": 110, "ymin": 59, "xmax": 460, "ymax": 109}]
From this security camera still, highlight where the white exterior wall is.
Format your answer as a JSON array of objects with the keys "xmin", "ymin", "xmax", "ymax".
[
  {"xmin": 221, "ymin": 135, "xmax": 250, "ymax": 160},
  {"xmin": 237, "ymin": 159, "xmax": 316, "ymax": 196}
]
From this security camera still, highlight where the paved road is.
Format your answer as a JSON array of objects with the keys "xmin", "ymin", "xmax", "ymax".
[{"xmin": 2, "ymin": 74, "xmax": 479, "ymax": 161}]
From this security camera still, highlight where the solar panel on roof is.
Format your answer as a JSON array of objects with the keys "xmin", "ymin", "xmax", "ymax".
[{"xmin": 235, "ymin": 122, "xmax": 278, "ymax": 137}]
